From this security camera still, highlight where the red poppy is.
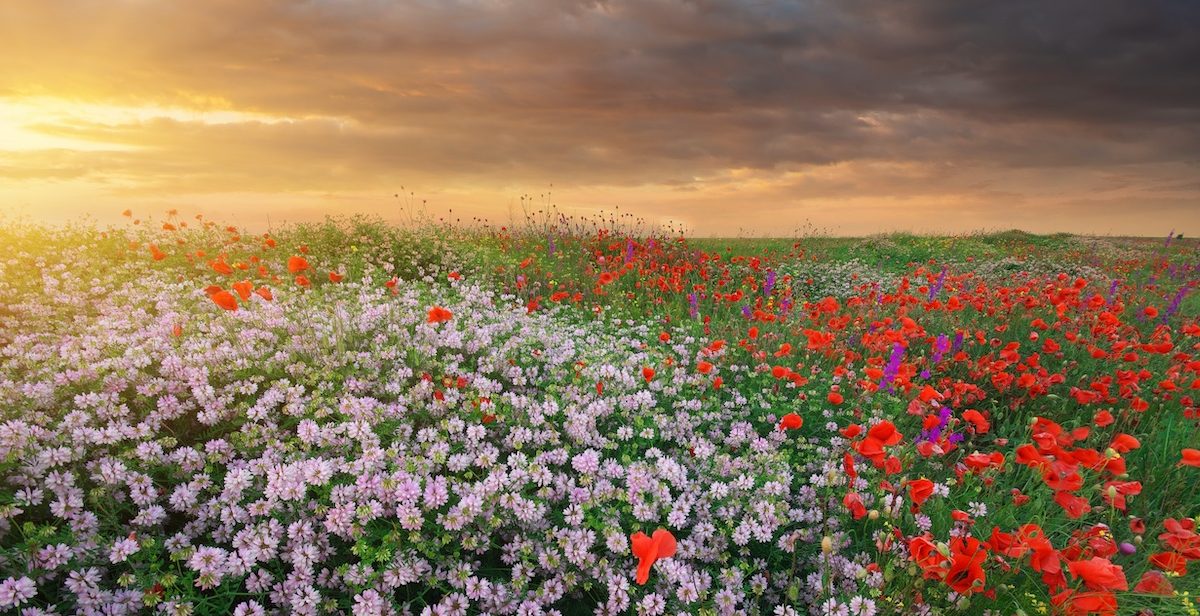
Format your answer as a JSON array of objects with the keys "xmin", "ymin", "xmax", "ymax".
[
  {"xmin": 944, "ymin": 537, "xmax": 987, "ymax": 595},
  {"xmin": 961, "ymin": 409, "xmax": 989, "ymax": 433},
  {"xmin": 209, "ymin": 259, "xmax": 233, "ymax": 275},
  {"xmin": 1055, "ymin": 491, "xmax": 1091, "ymax": 519},
  {"xmin": 843, "ymin": 492, "xmax": 867, "ymax": 520},
  {"xmin": 329, "ymin": 271, "xmax": 344, "ymax": 283},
  {"xmin": 287, "ymin": 256, "xmax": 310, "ymax": 273},
  {"xmin": 1133, "ymin": 570, "xmax": 1173, "ymax": 595},
  {"xmin": 1067, "ymin": 557, "xmax": 1127, "ymax": 591},
  {"xmin": 427, "ymin": 306, "xmax": 454, "ymax": 323},
  {"xmin": 696, "ymin": 360, "xmax": 713, "ymax": 375},
  {"xmin": 908, "ymin": 478, "xmax": 934, "ymax": 506},
  {"xmin": 209, "ymin": 290, "xmax": 238, "ymax": 311},
  {"xmin": 1108, "ymin": 433, "xmax": 1140, "ymax": 453},
  {"xmin": 630, "ymin": 528, "xmax": 676, "ymax": 585},
  {"xmin": 232, "ymin": 280, "xmax": 253, "ymax": 301},
  {"xmin": 1180, "ymin": 448, "xmax": 1200, "ymax": 467},
  {"xmin": 778, "ymin": 413, "xmax": 803, "ymax": 431},
  {"xmin": 827, "ymin": 391, "xmax": 844, "ymax": 405},
  {"xmin": 1149, "ymin": 551, "xmax": 1187, "ymax": 576},
  {"xmin": 642, "ymin": 366, "xmax": 656, "ymax": 382}
]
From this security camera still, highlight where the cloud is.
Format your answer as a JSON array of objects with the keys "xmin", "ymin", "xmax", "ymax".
[{"xmin": 0, "ymin": 0, "xmax": 1198, "ymax": 234}]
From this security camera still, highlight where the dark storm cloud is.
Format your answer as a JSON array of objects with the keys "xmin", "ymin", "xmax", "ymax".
[{"xmin": 1, "ymin": 0, "xmax": 1198, "ymax": 234}]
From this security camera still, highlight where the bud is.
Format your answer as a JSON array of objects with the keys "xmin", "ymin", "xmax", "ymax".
[
  {"xmin": 1119, "ymin": 542, "xmax": 1136, "ymax": 555},
  {"xmin": 1105, "ymin": 447, "xmax": 1120, "ymax": 459},
  {"xmin": 821, "ymin": 536, "xmax": 833, "ymax": 553},
  {"xmin": 868, "ymin": 510, "xmax": 880, "ymax": 520}
]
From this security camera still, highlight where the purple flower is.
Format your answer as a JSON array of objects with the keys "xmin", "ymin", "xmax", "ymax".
[
  {"xmin": 880, "ymin": 343, "xmax": 905, "ymax": 392},
  {"xmin": 928, "ymin": 267, "xmax": 947, "ymax": 301},
  {"xmin": 764, "ymin": 270, "xmax": 776, "ymax": 296},
  {"xmin": 1163, "ymin": 285, "xmax": 1190, "ymax": 322},
  {"xmin": 1106, "ymin": 279, "xmax": 1120, "ymax": 307}
]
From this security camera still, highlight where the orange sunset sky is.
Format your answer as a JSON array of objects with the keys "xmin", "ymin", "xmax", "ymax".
[{"xmin": 2, "ymin": 0, "xmax": 1198, "ymax": 236}]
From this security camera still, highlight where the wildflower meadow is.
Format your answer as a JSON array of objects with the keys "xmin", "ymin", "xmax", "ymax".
[{"xmin": 1, "ymin": 211, "xmax": 1198, "ymax": 616}]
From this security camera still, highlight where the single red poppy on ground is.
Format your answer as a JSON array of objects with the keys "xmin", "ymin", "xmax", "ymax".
[
  {"xmin": 630, "ymin": 528, "xmax": 676, "ymax": 585},
  {"xmin": 427, "ymin": 306, "xmax": 454, "ymax": 323}
]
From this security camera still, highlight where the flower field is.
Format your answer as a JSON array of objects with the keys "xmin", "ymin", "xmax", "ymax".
[{"xmin": 0, "ymin": 213, "xmax": 1198, "ymax": 616}]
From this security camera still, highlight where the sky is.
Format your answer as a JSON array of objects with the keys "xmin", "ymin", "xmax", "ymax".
[{"xmin": 1, "ymin": 0, "xmax": 1198, "ymax": 236}]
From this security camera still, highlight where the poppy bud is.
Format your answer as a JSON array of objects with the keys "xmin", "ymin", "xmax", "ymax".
[{"xmin": 821, "ymin": 536, "xmax": 833, "ymax": 553}]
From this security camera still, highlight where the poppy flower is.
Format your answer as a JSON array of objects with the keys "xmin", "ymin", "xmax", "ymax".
[
  {"xmin": 1067, "ymin": 557, "xmax": 1127, "ymax": 592},
  {"xmin": 630, "ymin": 528, "xmax": 676, "ymax": 585},
  {"xmin": 907, "ymin": 478, "xmax": 934, "ymax": 506},
  {"xmin": 232, "ymin": 280, "xmax": 253, "ymax": 301},
  {"xmin": 287, "ymin": 256, "xmax": 310, "ymax": 273},
  {"xmin": 778, "ymin": 413, "xmax": 803, "ymax": 431},
  {"xmin": 843, "ymin": 492, "xmax": 867, "ymax": 520},
  {"xmin": 255, "ymin": 287, "xmax": 273, "ymax": 301},
  {"xmin": 149, "ymin": 245, "xmax": 166, "ymax": 261},
  {"xmin": 427, "ymin": 306, "xmax": 454, "ymax": 324},
  {"xmin": 1108, "ymin": 433, "xmax": 1140, "ymax": 453},
  {"xmin": 1148, "ymin": 552, "xmax": 1187, "ymax": 576},
  {"xmin": 209, "ymin": 290, "xmax": 238, "ymax": 312},
  {"xmin": 209, "ymin": 259, "xmax": 233, "ymax": 275},
  {"xmin": 1180, "ymin": 448, "xmax": 1200, "ymax": 467},
  {"xmin": 1133, "ymin": 570, "xmax": 1173, "ymax": 595},
  {"xmin": 696, "ymin": 360, "xmax": 713, "ymax": 375},
  {"xmin": 827, "ymin": 391, "xmax": 844, "ymax": 405},
  {"xmin": 329, "ymin": 271, "xmax": 344, "ymax": 283},
  {"xmin": 1093, "ymin": 410, "xmax": 1114, "ymax": 427},
  {"xmin": 944, "ymin": 537, "xmax": 987, "ymax": 594},
  {"xmin": 961, "ymin": 409, "xmax": 989, "ymax": 433},
  {"xmin": 642, "ymin": 366, "xmax": 656, "ymax": 382},
  {"xmin": 294, "ymin": 275, "xmax": 311, "ymax": 288},
  {"xmin": 1054, "ymin": 491, "xmax": 1091, "ymax": 519},
  {"xmin": 1052, "ymin": 590, "xmax": 1117, "ymax": 616}
]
